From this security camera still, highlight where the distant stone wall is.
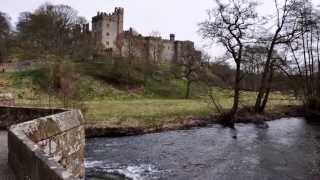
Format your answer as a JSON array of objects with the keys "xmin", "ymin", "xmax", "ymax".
[
  {"xmin": 4, "ymin": 107, "xmax": 85, "ymax": 180},
  {"xmin": 119, "ymin": 35, "xmax": 193, "ymax": 62}
]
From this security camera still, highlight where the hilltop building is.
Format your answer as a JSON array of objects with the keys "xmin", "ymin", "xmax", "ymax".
[{"xmin": 91, "ymin": 7, "xmax": 199, "ymax": 62}]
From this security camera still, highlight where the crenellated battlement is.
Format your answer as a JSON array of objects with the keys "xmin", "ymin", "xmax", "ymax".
[{"xmin": 92, "ymin": 7, "xmax": 124, "ymax": 22}]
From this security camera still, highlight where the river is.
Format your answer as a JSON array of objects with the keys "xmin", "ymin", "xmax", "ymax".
[{"xmin": 85, "ymin": 117, "xmax": 320, "ymax": 180}]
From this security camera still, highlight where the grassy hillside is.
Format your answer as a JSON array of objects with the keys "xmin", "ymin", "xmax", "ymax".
[{"xmin": 0, "ymin": 63, "xmax": 300, "ymax": 129}]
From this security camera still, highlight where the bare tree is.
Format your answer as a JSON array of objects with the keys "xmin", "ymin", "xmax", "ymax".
[
  {"xmin": 199, "ymin": 0, "xmax": 258, "ymax": 118},
  {"xmin": 254, "ymin": 0, "xmax": 300, "ymax": 112},
  {"xmin": 281, "ymin": 0, "xmax": 320, "ymax": 102},
  {"xmin": 174, "ymin": 44, "xmax": 203, "ymax": 99}
]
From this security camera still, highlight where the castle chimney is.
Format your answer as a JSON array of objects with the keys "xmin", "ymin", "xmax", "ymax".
[{"xmin": 170, "ymin": 34, "xmax": 175, "ymax": 41}]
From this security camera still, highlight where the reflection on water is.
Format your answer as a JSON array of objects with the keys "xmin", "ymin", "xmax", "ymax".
[{"xmin": 85, "ymin": 118, "xmax": 320, "ymax": 180}]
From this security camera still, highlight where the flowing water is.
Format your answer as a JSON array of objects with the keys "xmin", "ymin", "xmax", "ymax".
[{"xmin": 85, "ymin": 118, "xmax": 320, "ymax": 180}]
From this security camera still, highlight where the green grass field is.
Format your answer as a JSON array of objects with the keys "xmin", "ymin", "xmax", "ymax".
[
  {"xmin": 0, "ymin": 67, "xmax": 301, "ymax": 129},
  {"xmin": 84, "ymin": 99, "xmax": 211, "ymax": 128},
  {"xmin": 82, "ymin": 91, "xmax": 299, "ymax": 128}
]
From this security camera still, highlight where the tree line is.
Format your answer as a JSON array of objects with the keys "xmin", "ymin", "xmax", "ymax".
[
  {"xmin": 199, "ymin": 0, "xmax": 320, "ymax": 121},
  {"xmin": 0, "ymin": 3, "xmax": 93, "ymax": 61}
]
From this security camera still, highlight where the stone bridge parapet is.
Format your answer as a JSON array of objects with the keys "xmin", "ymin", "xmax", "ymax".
[{"xmin": 0, "ymin": 106, "xmax": 85, "ymax": 180}]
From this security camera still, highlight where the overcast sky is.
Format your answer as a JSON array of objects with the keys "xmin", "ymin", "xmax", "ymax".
[{"xmin": 1, "ymin": 0, "xmax": 319, "ymax": 57}]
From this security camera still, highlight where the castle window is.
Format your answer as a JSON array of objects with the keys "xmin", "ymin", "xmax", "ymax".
[
  {"xmin": 106, "ymin": 24, "xmax": 110, "ymax": 28},
  {"xmin": 106, "ymin": 32, "xmax": 110, "ymax": 36},
  {"xmin": 106, "ymin": 41, "xmax": 109, "ymax": 46}
]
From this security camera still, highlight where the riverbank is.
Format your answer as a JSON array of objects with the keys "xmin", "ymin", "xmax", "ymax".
[
  {"xmin": 1, "ymin": 69, "xmax": 301, "ymax": 137},
  {"xmin": 85, "ymin": 105, "xmax": 303, "ymax": 138}
]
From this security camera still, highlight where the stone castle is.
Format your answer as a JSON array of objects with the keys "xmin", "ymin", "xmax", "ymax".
[{"xmin": 91, "ymin": 7, "xmax": 199, "ymax": 62}]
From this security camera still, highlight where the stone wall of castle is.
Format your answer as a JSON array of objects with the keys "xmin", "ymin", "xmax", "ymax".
[
  {"xmin": 161, "ymin": 40, "xmax": 176, "ymax": 61},
  {"xmin": 91, "ymin": 7, "xmax": 199, "ymax": 62},
  {"xmin": 118, "ymin": 32, "xmax": 196, "ymax": 63}
]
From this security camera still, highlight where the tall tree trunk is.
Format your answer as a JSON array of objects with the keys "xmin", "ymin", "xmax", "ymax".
[
  {"xmin": 310, "ymin": 27, "xmax": 315, "ymax": 93},
  {"xmin": 255, "ymin": 42, "xmax": 275, "ymax": 112},
  {"xmin": 306, "ymin": 31, "xmax": 315, "ymax": 96},
  {"xmin": 302, "ymin": 31, "xmax": 311, "ymax": 98},
  {"xmin": 316, "ymin": 31, "xmax": 320, "ymax": 96},
  {"xmin": 260, "ymin": 65, "xmax": 274, "ymax": 112},
  {"xmin": 255, "ymin": 19, "xmax": 284, "ymax": 113},
  {"xmin": 231, "ymin": 62, "xmax": 241, "ymax": 116}
]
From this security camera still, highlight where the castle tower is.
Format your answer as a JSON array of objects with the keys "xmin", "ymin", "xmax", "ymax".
[{"xmin": 92, "ymin": 7, "xmax": 124, "ymax": 52}]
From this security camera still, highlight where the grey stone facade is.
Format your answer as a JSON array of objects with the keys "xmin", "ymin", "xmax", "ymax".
[{"xmin": 92, "ymin": 8, "xmax": 124, "ymax": 52}]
